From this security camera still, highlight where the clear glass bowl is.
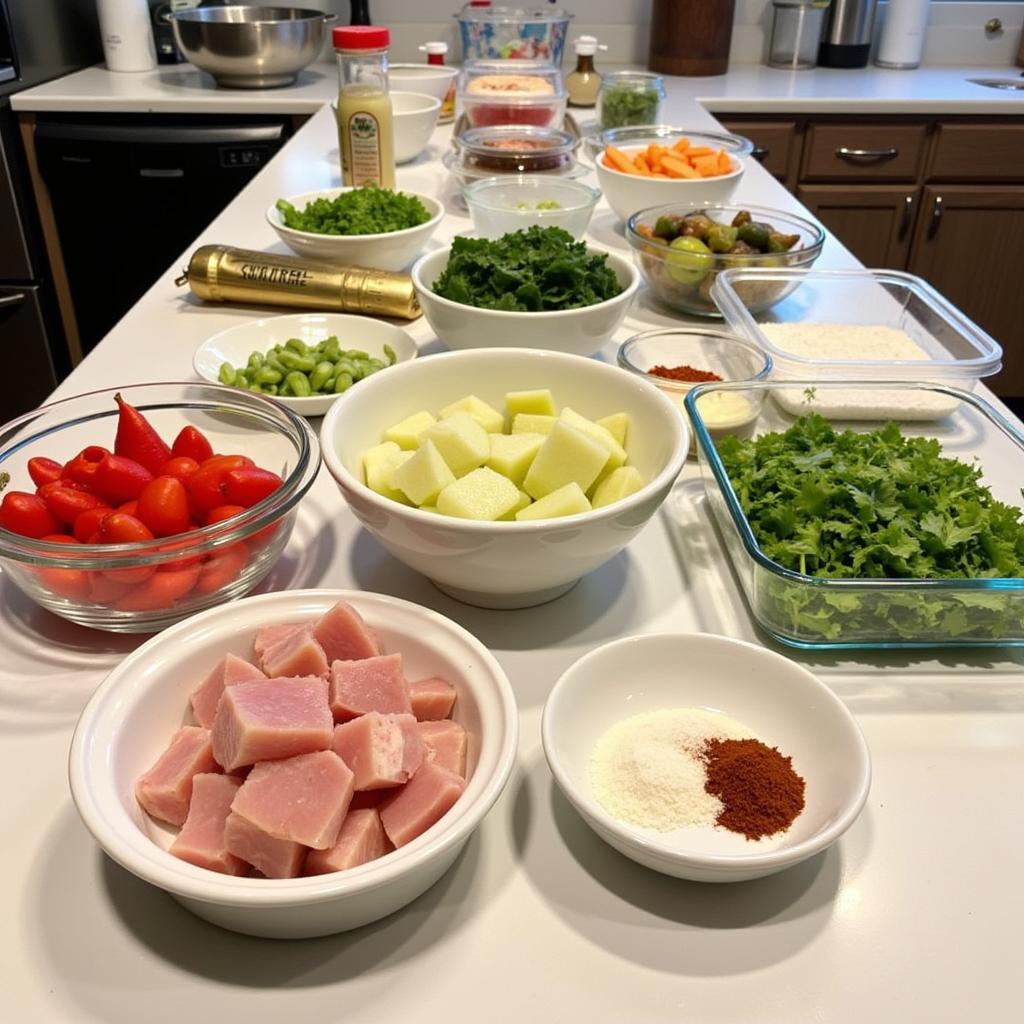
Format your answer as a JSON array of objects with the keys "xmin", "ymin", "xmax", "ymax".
[
  {"xmin": 596, "ymin": 71, "xmax": 666, "ymax": 130},
  {"xmin": 463, "ymin": 175, "xmax": 601, "ymax": 239},
  {"xmin": 457, "ymin": 60, "xmax": 568, "ymax": 129},
  {"xmin": 712, "ymin": 267, "xmax": 1003, "ymax": 419},
  {"xmin": 0, "ymin": 383, "xmax": 319, "ymax": 632},
  {"xmin": 688, "ymin": 379, "xmax": 1024, "ymax": 649},
  {"xmin": 617, "ymin": 328, "xmax": 772, "ymax": 454},
  {"xmin": 626, "ymin": 202, "xmax": 826, "ymax": 317}
]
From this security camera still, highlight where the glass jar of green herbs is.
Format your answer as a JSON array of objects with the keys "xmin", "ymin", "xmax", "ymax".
[{"xmin": 597, "ymin": 71, "xmax": 666, "ymax": 130}]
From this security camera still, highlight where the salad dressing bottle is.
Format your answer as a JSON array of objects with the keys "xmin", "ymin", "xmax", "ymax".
[
  {"xmin": 334, "ymin": 25, "xmax": 395, "ymax": 189},
  {"xmin": 419, "ymin": 41, "xmax": 456, "ymax": 124},
  {"xmin": 565, "ymin": 35, "xmax": 606, "ymax": 107}
]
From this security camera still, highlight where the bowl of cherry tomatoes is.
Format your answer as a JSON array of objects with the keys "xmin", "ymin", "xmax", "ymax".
[{"xmin": 0, "ymin": 383, "xmax": 319, "ymax": 632}]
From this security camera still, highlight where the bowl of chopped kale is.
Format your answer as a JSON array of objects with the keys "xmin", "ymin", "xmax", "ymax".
[
  {"xmin": 267, "ymin": 186, "xmax": 444, "ymax": 271},
  {"xmin": 410, "ymin": 226, "xmax": 639, "ymax": 356}
]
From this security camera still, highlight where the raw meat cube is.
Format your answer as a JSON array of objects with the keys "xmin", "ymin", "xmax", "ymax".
[
  {"xmin": 135, "ymin": 726, "xmax": 219, "ymax": 826},
  {"xmin": 392, "ymin": 439, "xmax": 455, "ymax": 507},
  {"xmin": 591, "ymin": 466, "xmax": 644, "ymax": 508},
  {"xmin": 231, "ymin": 750, "xmax": 354, "ymax": 850},
  {"xmin": 332, "ymin": 712, "xmax": 424, "ymax": 791},
  {"xmin": 421, "ymin": 411, "xmax": 490, "ymax": 478},
  {"xmin": 260, "ymin": 624, "xmax": 329, "ymax": 678},
  {"xmin": 436, "ymin": 467, "xmax": 520, "ymax": 521},
  {"xmin": 254, "ymin": 623, "xmax": 303, "ymax": 662},
  {"xmin": 224, "ymin": 812, "xmax": 306, "ymax": 879},
  {"xmin": 304, "ymin": 809, "xmax": 391, "ymax": 876},
  {"xmin": 409, "ymin": 676, "xmax": 457, "ymax": 721},
  {"xmin": 382, "ymin": 410, "xmax": 436, "ymax": 450},
  {"xmin": 522, "ymin": 420, "xmax": 610, "ymax": 500},
  {"xmin": 190, "ymin": 654, "xmax": 266, "ymax": 729},
  {"xmin": 439, "ymin": 395, "xmax": 504, "ymax": 434},
  {"xmin": 170, "ymin": 773, "xmax": 247, "ymax": 876},
  {"xmin": 329, "ymin": 653, "xmax": 411, "ymax": 720},
  {"xmin": 516, "ymin": 481, "xmax": 591, "ymax": 521},
  {"xmin": 313, "ymin": 600, "xmax": 381, "ymax": 663},
  {"xmin": 418, "ymin": 720, "xmax": 468, "ymax": 778},
  {"xmin": 380, "ymin": 761, "xmax": 466, "ymax": 848},
  {"xmin": 211, "ymin": 676, "xmax": 332, "ymax": 772},
  {"xmin": 349, "ymin": 789, "xmax": 390, "ymax": 810},
  {"xmin": 505, "ymin": 388, "xmax": 556, "ymax": 420}
]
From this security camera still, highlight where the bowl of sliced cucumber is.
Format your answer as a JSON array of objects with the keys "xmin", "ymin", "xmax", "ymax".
[{"xmin": 319, "ymin": 347, "xmax": 688, "ymax": 608}]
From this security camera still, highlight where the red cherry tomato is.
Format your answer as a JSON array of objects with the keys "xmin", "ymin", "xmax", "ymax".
[
  {"xmin": 117, "ymin": 500, "xmax": 139, "ymax": 517},
  {"xmin": 113, "ymin": 564, "xmax": 201, "ymax": 612},
  {"xmin": 205, "ymin": 504, "xmax": 247, "ymax": 526},
  {"xmin": 221, "ymin": 467, "xmax": 283, "ymax": 508},
  {"xmin": 37, "ymin": 484, "xmax": 110, "ymax": 528},
  {"xmin": 99, "ymin": 512, "xmax": 154, "ymax": 545},
  {"xmin": 171, "ymin": 425, "xmax": 214, "ymax": 464},
  {"xmin": 73, "ymin": 507, "xmax": 112, "ymax": 543},
  {"xmin": 159, "ymin": 456, "xmax": 200, "ymax": 484},
  {"xmin": 92, "ymin": 454, "xmax": 154, "ymax": 505},
  {"xmin": 187, "ymin": 455, "xmax": 255, "ymax": 518},
  {"xmin": 62, "ymin": 445, "xmax": 110, "ymax": 491},
  {"xmin": 113, "ymin": 392, "xmax": 172, "ymax": 475},
  {"xmin": 34, "ymin": 535, "xmax": 91, "ymax": 599},
  {"xmin": 88, "ymin": 573, "xmax": 134, "ymax": 605},
  {"xmin": 136, "ymin": 476, "xmax": 190, "ymax": 538},
  {"xmin": 28, "ymin": 457, "xmax": 64, "ymax": 488},
  {"xmin": 0, "ymin": 492, "xmax": 61, "ymax": 538},
  {"xmin": 195, "ymin": 541, "xmax": 249, "ymax": 594}
]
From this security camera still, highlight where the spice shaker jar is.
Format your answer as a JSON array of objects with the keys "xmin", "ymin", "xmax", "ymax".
[{"xmin": 597, "ymin": 71, "xmax": 665, "ymax": 130}]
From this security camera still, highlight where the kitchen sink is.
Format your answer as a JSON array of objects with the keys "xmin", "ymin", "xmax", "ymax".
[{"xmin": 967, "ymin": 77, "xmax": 1024, "ymax": 91}]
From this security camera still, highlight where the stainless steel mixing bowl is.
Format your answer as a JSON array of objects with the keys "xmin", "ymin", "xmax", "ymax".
[{"xmin": 168, "ymin": 6, "xmax": 334, "ymax": 89}]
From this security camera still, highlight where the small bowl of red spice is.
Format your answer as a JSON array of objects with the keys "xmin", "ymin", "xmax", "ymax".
[
  {"xmin": 541, "ymin": 632, "xmax": 871, "ymax": 883},
  {"xmin": 617, "ymin": 328, "xmax": 771, "ymax": 453}
]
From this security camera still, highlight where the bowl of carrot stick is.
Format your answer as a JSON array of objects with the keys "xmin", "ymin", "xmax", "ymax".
[{"xmin": 585, "ymin": 126, "xmax": 753, "ymax": 223}]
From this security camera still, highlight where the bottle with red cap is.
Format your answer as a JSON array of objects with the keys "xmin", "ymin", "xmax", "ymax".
[
  {"xmin": 334, "ymin": 25, "xmax": 395, "ymax": 189},
  {"xmin": 419, "ymin": 41, "xmax": 455, "ymax": 124}
]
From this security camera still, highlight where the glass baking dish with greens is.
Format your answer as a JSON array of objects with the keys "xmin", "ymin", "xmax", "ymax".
[{"xmin": 687, "ymin": 380, "xmax": 1024, "ymax": 649}]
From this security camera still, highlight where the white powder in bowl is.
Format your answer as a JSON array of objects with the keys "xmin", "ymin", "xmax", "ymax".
[
  {"xmin": 760, "ymin": 322, "xmax": 960, "ymax": 421},
  {"xmin": 590, "ymin": 708, "xmax": 755, "ymax": 832}
]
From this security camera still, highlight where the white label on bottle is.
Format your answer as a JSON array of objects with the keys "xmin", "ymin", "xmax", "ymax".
[{"xmin": 347, "ymin": 111, "xmax": 383, "ymax": 187}]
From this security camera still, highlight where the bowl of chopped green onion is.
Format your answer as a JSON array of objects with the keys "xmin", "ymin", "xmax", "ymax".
[
  {"xmin": 462, "ymin": 175, "xmax": 601, "ymax": 239},
  {"xmin": 267, "ymin": 186, "xmax": 444, "ymax": 271},
  {"xmin": 193, "ymin": 313, "xmax": 418, "ymax": 417}
]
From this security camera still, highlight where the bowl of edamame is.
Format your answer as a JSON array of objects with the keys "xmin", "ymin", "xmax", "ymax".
[{"xmin": 193, "ymin": 313, "xmax": 419, "ymax": 417}]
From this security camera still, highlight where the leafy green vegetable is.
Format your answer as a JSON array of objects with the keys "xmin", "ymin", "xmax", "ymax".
[
  {"xmin": 718, "ymin": 414, "xmax": 1024, "ymax": 644},
  {"xmin": 276, "ymin": 186, "xmax": 431, "ymax": 236},
  {"xmin": 600, "ymin": 84, "xmax": 661, "ymax": 129},
  {"xmin": 432, "ymin": 226, "xmax": 623, "ymax": 312}
]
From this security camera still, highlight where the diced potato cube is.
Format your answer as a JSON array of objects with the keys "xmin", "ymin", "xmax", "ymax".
[
  {"xmin": 436, "ymin": 467, "xmax": 520, "ymax": 521},
  {"xmin": 363, "ymin": 442, "xmax": 412, "ymax": 504},
  {"xmin": 505, "ymin": 389, "xmax": 557, "ymax": 421},
  {"xmin": 419, "ymin": 505, "xmax": 439, "ymax": 514},
  {"xmin": 392, "ymin": 439, "xmax": 456, "ymax": 507},
  {"xmin": 422, "ymin": 411, "xmax": 490, "ymax": 478},
  {"xmin": 559, "ymin": 408, "xmax": 627, "ymax": 473},
  {"xmin": 591, "ymin": 466, "xmax": 645, "ymax": 509},
  {"xmin": 498, "ymin": 489, "xmax": 532, "ymax": 521},
  {"xmin": 515, "ymin": 482, "xmax": 591, "ymax": 521},
  {"xmin": 522, "ymin": 421, "xmax": 610, "ymax": 500},
  {"xmin": 382, "ymin": 410, "xmax": 436, "ymax": 450},
  {"xmin": 439, "ymin": 395, "xmax": 504, "ymax": 434},
  {"xmin": 596, "ymin": 412, "xmax": 630, "ymax": 448},
  {"xmin": 486, "ymin": 432, "xmax": 546, "ymax": 488},
  {"xmin": 511, "ymin": 413, "xmax": 556, "ymax": 436}
]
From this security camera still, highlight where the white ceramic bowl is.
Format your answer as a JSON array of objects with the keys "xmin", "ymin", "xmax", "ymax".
[
  {"xmin": 389, "ymin": 63, "xmax": 458, "ymax": 105},
  {"xmin": 462, "ymin": 175, "xmax": 602, "ymax": 239},
  {"xmin": 69, "ymin": 589, "xmax": 518, "ymax": 939},
  {"xmin": 392, "ymin": 91, "xmax": 442, "ymax": 164},
  {"xmin": 542, "ymin": 632, "xmax": 871, "ymax": 883},
  {"xmin": 586, "ymin": 127, "xmax": 750, "ymax": 223},
  {"xmin": 410, "ymin": 247, "xmax": 638, "ymax": 357},
  {"xmin": 267, "ymin": 188, "xmax": 444, "ymax": 271},
  {"xmin": 319, "ymin": 348, "xmax": 689, "ymax": 608},
  {"xmin": 193, "ymin": 313, "xmax": 419, "ymax": 417}
]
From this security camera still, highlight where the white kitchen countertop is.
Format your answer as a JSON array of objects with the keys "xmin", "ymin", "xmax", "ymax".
[
  {"xmin": 11, "ymin": 60, "xmax": 1024, "ymax": 116},
  {"xmin": 3, "ymin": 90, "xmax": 1023, "ymax": 1023}
]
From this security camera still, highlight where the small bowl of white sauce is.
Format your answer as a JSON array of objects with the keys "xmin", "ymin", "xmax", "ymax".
[{"xmin": 617, "ymin": 328, "xmax": 771, "ymax": 455}]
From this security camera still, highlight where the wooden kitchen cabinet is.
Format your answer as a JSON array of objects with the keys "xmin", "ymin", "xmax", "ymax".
[
  {"xmin": 797, "ymin": 184, "xmax": 918, "ymax": 268},
  {"xmin": 908, "ymin": 185, "xmax": 1024, "ymax": 394},
  {"xmin": 717, "ymin": 119, "xmax": 800, "ymax": 185}
]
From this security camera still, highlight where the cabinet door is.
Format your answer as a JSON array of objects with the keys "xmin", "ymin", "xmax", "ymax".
[
  {"xmin": 908, "ymin": 186, "xmax": 1024, "ymax": 396},
  {"xmin": 0, "ymin": 285, "xmax": 58, "ymax": 417},
  {"xmin": 797, "ymin": 185, "xmax": 918, "ymax": 269},
  {"xmin": 717, "ymin": 120, "xmax": 799, "ymax": 186}
]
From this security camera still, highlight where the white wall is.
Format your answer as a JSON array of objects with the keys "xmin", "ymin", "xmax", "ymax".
[{"xmin": 321, "ymin": 1, "xmax": 1024, "ymax": 67}]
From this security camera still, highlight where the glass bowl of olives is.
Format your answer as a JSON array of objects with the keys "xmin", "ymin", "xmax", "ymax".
[{"xmin": 625, "ymin": 203, "xmax": 826, "ymax": 317}]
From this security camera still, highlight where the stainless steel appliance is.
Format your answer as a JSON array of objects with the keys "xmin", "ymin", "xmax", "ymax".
[
  {"xmin": 0, "ymin": 0, "xmax": 100, "ymax": 418},
  {"xmin": 818, "ymin": 0, "xmax": 879, "ymax": 68}
]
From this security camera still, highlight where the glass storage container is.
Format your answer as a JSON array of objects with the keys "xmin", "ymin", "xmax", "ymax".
[
  {"xmin": 457, "ymin": 59, "xmax": 567, "ymax": 129},
  {"xmin": 596, "ymin": 71, "xmax": 666, "ymax": 129}
]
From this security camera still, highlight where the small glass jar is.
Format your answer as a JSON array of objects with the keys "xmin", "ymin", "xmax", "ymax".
[{"xmin": 597, "ymin": 71, "xmax": 665, "ymax": 130}]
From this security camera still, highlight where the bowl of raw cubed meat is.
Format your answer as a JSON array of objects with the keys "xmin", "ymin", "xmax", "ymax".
[{"xmin": 68, "ymin": 589, "xmax": 518, "ymax": 939}]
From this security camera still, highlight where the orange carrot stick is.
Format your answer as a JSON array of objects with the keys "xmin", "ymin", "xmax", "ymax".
[{"xmin": 605, "ymin": 145, "xmax": 639, "ymax": 174}]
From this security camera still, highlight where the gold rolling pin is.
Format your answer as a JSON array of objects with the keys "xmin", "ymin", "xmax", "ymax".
[{"xmin": 175, "ymin": 245, "xmax": 422, "ymax": 320}]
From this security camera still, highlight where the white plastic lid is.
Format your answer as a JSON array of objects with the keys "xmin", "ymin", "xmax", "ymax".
[
  {"xmin": 573, "ymin": 35, "xmax": 605, "ymax": 56},
  {"xmin": 419, "ymin": 42, "xmax": 449, "ymax": 56}
]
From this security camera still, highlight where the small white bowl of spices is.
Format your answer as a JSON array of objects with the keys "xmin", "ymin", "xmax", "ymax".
[{"xmin": 541, "ymin": 632, "xmax": 871, "ymax": 883}]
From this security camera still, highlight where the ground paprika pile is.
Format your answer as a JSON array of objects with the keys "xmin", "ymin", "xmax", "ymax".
[{"xmin": 648, "ymin": 364, "xmax": 723, "ymax": 383}]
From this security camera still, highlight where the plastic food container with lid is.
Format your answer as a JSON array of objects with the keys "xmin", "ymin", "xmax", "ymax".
[
  {"xmin": 712, "ymin": 267, "xmax": 1003, "ymax": 418},
  {"xmin": 456, "ymin": 5, "xmax": 573, "ymax": 65},
  {"xmin": 457, "ymin": 60, "xmax": 567, "ymax": 128}
]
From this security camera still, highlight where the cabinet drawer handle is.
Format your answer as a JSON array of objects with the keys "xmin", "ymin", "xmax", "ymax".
[
  {"xmin": 928, "ymin": 195, "xmax": 944, "ymax": 238},
  {"xmin": 899, "ymin": 194, "xmax": 914, "ymax": 240},
  {"xmin": 835, "ymin": 146, "xmax": 899, "ymax": 161},
  {"xmin": 751, "ymin": 145, "xmax": 770, "ymax": 161},
  {"xmin": 0, "ymin": 293, "xmax": 26, "ymax": 309}
]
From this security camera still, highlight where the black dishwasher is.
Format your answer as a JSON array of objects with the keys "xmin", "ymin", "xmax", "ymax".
[{"xmin": 35, "ymin": 114, "xmax": 292, "ymax": 355}]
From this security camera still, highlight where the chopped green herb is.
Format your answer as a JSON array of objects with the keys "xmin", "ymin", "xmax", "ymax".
[
  {"xmin": 432, "ymin": 226, "xmax": 623, "ymax": 312},
  {"xmin": 600, "ymin": 84, "xmax": 661, "ymax": 129},
  {"xmin": 516, "ymin": 199, "xmax": 562, "ymax": 211},
  {"xmin": 276, "ymin": 186, "xmax": 431, "ymax": 236}
]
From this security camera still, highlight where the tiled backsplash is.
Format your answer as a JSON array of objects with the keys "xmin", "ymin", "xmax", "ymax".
[{"xmin": 321, "ymin": 1, "xmax": 1024, "ymax": 67}]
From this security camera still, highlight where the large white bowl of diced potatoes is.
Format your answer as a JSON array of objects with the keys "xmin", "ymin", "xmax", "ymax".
[{"xmin": 320, "ymin": 348, "xmax": 689, "ymax": 608}]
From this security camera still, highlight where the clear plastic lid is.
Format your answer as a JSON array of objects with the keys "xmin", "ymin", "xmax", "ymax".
[
  {"xmin": 458, "ymin": 59, "xmax": 567, "ymax": 102},
  {"xmin": 456, "ymin": 6, "xmax": 574, "ymax": 24}
]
